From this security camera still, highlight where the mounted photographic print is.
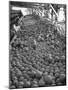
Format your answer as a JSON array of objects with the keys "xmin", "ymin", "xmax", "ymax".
[{"xmin": 9, "ymin": 1, "xmax": 66, "ymax": 89}]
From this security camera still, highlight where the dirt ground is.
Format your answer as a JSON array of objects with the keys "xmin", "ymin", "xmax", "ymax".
[{"xmin": 9, "ymin": 15, "xmax": 66, "ymax": 89}]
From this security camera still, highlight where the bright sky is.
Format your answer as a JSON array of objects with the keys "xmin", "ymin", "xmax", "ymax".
[{"xmin": 12, "ymin": 6, "xmax": 29, "ymax": 16}]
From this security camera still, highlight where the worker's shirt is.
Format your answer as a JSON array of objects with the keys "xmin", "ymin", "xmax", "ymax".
[{"xmin": 57, "ymin": 8, "xmax": 65, "ymax": 22}]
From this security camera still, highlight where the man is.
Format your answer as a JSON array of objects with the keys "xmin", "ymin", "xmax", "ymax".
[{"xmin": 57, "ymin": 7, "xmax": 65, "ymax": 22}]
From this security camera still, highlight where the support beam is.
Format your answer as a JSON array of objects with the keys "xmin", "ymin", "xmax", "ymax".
[{"xmin": 50, "ymin": 4, "xmax": 58, "ymax": 18}]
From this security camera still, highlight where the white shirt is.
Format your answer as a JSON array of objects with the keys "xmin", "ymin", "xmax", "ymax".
[{"xmin": 57, "ymin": 8, "xmax": 65, "ymax": 22}]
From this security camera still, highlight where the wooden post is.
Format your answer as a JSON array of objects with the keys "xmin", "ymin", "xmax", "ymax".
[{"xmin": 50, "ymin": 4, "xmax": 58, "ymax": 18}]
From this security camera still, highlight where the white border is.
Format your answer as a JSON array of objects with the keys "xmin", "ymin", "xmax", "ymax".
[{"xmin": 0, "ymin": 0, "xmax": 68, "ymax": 90}]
